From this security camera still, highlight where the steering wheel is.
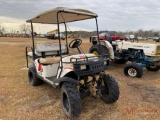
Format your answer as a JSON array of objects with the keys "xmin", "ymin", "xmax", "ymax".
[{"xmin": 69, "ymin": 39, "xmax": 82, "ymax": 48}]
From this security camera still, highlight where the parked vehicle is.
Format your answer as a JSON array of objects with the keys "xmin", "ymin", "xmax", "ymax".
[
  {"xmin": 137, "ymin": 37, "xmax": 142, "ymax": 40},
  {"xmin": 25, "ymin": 7, "xmax": 119, "ymax": 118},
  {"xmin": 142, "ymin": 37, "xmax": 148, "ymax": 40},
  {"xmin": 12, "ymin": 34, "xmax": 18, "ymax": 37},
  {"xmin": 90, "ymin": 32, "xmax": 126, "ymax": 43},
  {"xmin": 55, "ymin": 33, "xmax": 65, "ymax": 40},
  {"xmin": 153, "ymin": 37, "xmax": 160, "ymax": 42},
  {"xmin": 37, "ymin": 34, "xmax": 46, "ymax": 38},
  {"xmin": 125, "ymin": 35, "xmax": 137, "ymax": 41},
  {"xmin": 0, "ymin": 33, "xmax": 2, "ymax": 37},
  {"xmin": 47, "ymin": 33, "xmax": 65, "ymax": 40},
  {"xmin": 89, "ymin": 40, "xmax": 160, "ymax": 78},
  {"xmin": 148, "ymin": 37, "xmax": 153, "ymax": 40},
  {"xmin": 47, "ymin": 34, "xmax": 55, "ymax": 39}
]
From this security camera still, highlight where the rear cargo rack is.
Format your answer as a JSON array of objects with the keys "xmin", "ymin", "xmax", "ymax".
[{"xmin": 70, "ymin": 54, "xmax": 108, "ymax": 63}]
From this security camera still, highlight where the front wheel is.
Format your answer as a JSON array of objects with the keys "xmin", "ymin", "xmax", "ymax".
[
  {"xmin": 146, "ymin": 65, "xmax": 160, "ymax": 71},
  {"xmin": 100, "ymin": 74, "xmax": 119, "ymax": 104},
  {"xmin": 61, "ymin": 82, "xmax": 81, "ymax": 118},
  {"xmin": 124, "ymin": 63, "xmax": 143, "ymax": 78}
]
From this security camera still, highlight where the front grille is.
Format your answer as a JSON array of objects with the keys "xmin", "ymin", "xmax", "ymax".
[
  {"xmin": 73, "ymin": 60, "xmax": 105, "ymax": 76},
  {"xmin": 91, "ymin": 63, "xmax": 104, "ymax": 70}
]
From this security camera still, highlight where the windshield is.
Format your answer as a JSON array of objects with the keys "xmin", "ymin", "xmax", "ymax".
[
  {"xmin": 110, "ymin": 32, "xmax": 116, "ymax": 36},
  {"xmin": 99, "ymin": 33, "xmax": 106, "ymax": 36}
]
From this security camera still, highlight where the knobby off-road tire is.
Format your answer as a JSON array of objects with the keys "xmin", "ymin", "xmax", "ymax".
[
  {"xmin": 114, "ymin": 59, "xmax": 128, "ymax": 64},
  {"xmin": 124, "ymin": 63, "xmax": 143, "ymax": 78},
  {"xmin": 146, "ymin": 65, "xmax": 160, "ymax": 71},
  {"xmin": 101, "ymin": 74, "xmax": 119, "ymax": 104},
  {"xmin": 89, "ymin": 44, "xmax": 110, "ymax": 58},
  {"xmin": 28, "ymin": 67, "xmax": 44, "ymax": 86},
  {"xmin": 61, "ymin": 82, "xmax": 81, "ymax": 118}
]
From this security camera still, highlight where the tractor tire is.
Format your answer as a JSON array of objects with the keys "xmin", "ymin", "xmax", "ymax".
[
  {"xmin": 114, "ymin": 59, "xmax": 128, "ymax": 64},
  {"xmin": 146, "ymin": 65, "xmax": 160, "ymax": 71},
  {"xmin": 124, "ymin": 63, "xmax": 143, "ymax": 78},
  {"xmin": 28, "ymin": 67, "xmax": 44, "ymax": 86},
  {"xmin": 100, "ymin": 74, "xmax": 119, "ymax": 104},
  {"xmin": 61, "ymin": 82, "xmax": 81, "ymax": 118},
  {"xmin": 89, "ymin": 44, "xmax": 110, "ymax": 58}
]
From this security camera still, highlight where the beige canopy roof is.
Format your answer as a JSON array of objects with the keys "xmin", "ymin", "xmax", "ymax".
[{"xmin": 26, "ymin": 7, "xmax": 98, "ymax": 24}]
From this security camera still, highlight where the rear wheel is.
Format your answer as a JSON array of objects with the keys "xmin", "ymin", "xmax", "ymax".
[
  {"xmin": 124, "ymin": 63, "xmax": 143, "ymax": 78},
  {"xmin": 28, "ymin": 67, "xmax": 44, "ymax": 86},
  {"xmin": 146, "ymin": 65, "xmax": 160, "ymax": 71},
  {"xmin": 100, "ymin": 74, "xmax": 119, "ymax": 104},
  {"xmin": 89, "ymin": 44, "xmax": 110, "ymax": 58},
  {"xmin": 61, "ymin": 82, "xmax": 81, "ymax": 118}
]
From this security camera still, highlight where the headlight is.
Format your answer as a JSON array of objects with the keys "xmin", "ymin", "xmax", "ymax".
[{"xmin": 80, "ymin": 65, "xmax": 86, "ymax": 70}]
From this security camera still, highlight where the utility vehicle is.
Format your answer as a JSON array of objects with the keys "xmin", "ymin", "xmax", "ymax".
[
  {"xmin": 26, "ymin": 7, "xmax": 119, "ymax": 118},
  {"xmin": 89, "ymin": 40, "xmax": 160, "ymax": 78}
]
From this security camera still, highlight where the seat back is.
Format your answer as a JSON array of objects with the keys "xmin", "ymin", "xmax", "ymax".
[{"xmin": 35, "ymin": 42, "xmax": 66, "ymax": 57}]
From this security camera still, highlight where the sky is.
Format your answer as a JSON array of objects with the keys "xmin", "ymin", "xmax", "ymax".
[{"xmin": 0, "ymin": 0, "xmax": 160, "ymax": 33}]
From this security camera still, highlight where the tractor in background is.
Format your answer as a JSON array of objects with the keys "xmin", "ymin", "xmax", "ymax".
[{"xmin": 89, "ymin": 40, "xmax": 160, "ymax": 78}]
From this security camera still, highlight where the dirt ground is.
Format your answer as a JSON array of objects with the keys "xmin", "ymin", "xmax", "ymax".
[{"xmin": 0, "ymin": 37, "xmax": 160, "ymax": 120}]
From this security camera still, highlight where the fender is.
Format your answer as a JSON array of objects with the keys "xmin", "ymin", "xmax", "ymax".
[
  {"xmin": 28, "ymin": 61, "xmax": 36, "ymax": 69},
  {"xmin": 28, "ymin": 60, "xmax": 38, "ymax": 74},
  {"xmin": 54, "ymin": 77, "xmax": 79, "ymax": 85},
  {"xmin": 99, "ymin": 40, "xmax": 114, "ymax": 59}
]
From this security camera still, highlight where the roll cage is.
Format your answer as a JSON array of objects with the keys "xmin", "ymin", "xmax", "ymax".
[{"xmin": 26, "ymin": 7, "xmax": 101, "ymax": 62}]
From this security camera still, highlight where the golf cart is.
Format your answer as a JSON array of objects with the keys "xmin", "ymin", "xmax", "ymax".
[{"xmin": 25, "ymin": 7, "xmax": 119, "ymax": 118}]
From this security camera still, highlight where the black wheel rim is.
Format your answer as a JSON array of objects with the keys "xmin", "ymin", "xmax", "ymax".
[{"xmin": 63, "ymin": 92, "xmax": 69, "ymax": 112}]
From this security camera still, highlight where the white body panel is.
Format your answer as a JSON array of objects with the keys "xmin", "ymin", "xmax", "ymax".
[
  {"xmin": 62, "ymin": 54, "xmax": 96, "ymax": 62},
  {"xmin": 41, "ymin": 64, "xmax": 59, "ymax": 77},
  {"xmin": 60, "ymin": 62, "xmax": 73, "ymax": 77},
  {"xmin": 114, "ymin": 41, "xmax": 160, "ymax": 56},
  {"xmin": 34, "ymin": 59, "xmax": 59, "ymax": 77},
  {"xmin": 35, "ymin": 54, "xmax": 97, "ymax": 79}
]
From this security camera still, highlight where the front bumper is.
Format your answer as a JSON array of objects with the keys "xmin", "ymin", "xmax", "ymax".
[{"xmin": 73, "ymin": 58, "xmax": 109, "ymax": 76}]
